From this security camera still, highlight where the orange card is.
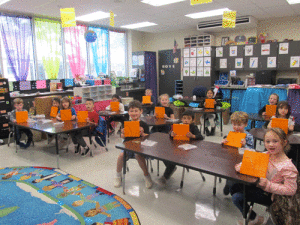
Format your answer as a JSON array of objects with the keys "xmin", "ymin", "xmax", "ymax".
[
  {"xmin": 124, "ymin": 121, "xmax": 140, "ymax": 137},
  {"xmin": 50, "ymin": 106, "xmax": 58, "ymax": 117},
  {"xmin": 224, "ymin": 131, "xmax": 247, "ymax": 148},
  {"xmin": 205, "ymin": 99, "xmax": 214, "ymax": 108},
  {"xmin": 173, "ymin": 124, "xmax": 190, "ymax": 141},
  {"xmin": 240, "ymin": 150, "xmax": 270, "ymax": 178},
  {"xmin": 266, "ymin": 105, "xmax": 277, "ymax": 117},
  {"xmin": 142, "ymin": 96, "xmax": 151, "ymax": 104},
  {"xmin": 155, "ymin": 107, "xmax": 165, "ymax": 118},
  {"xmin": 110, "ymin": 102, "xmax": 120, "ymax": 112},
  {"xmin": 77, "ymin": 111, "xmax": 88, "ymax": 123},
  {"xmin": 271, "ymin": 118, "xmax": 288, "ymax": 134},
  {"xmin": 60, "ymin": 109, "xmax": 72, "ymax": 121},
  {"xmin": 16, "ymin": 111, "xmax": 28, "ymax": 123}
]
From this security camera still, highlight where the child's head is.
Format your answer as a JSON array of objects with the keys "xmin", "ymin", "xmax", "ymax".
[
  {"xmin": 181, "ymin": 111, "xmax": 194, "ymax": 124},
  {"xmin": 269, "ymin": 93, "xmax": 279, "ymax": 105},
  {"xmin": 230, "ymin": 111, "xmax": 248, "ymax": 132},
  {"xmin": 145, "ymin": 89, "xmax": 152, "ymax": 96},
  {"xmin": 111, "ymin": 94, "xmax": 122, "ymax": 103},
  {"xmin": 52, "ymin": 98, "xmax": 61, "ymax": 108},
  {"xmin": 60, "ymin": 97, "xmax": 72, "ymax": 109},
  {"xmin": 128, "ymin": 100, "xmax": 143, "ymax": 121},
  {"xmin": 85, "ymin": 99, "xmax": 94, "ymax": 111},
  {"xmin": 275, "ymin": 101, "xmax": 290, "ymax": 118},
  {"xmin": 206, "ymin": 89, "xmax": 214, "ymax": 99},
  {"xmin": 264, "ymin": 128, "xmax": 290, "ymax": 155},
  {"xmin": 13, "ymin": 98, "xmax": 23, "ymax": 111},
  {"xmin": 159, "ymin": 94, "xmax": 169, "ymax": 107}
]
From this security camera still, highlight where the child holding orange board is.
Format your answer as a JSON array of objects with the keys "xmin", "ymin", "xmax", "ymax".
[
  {"xmin": 231, "ymin": 128, "xmax": 298, "ymax": 225},
  {"xmin": 143, "ymin": 89, "xmax": 156, "ymax": 116},
  {"xmin": 157, "ymin": 111, "xmax": 204, "ymax": 186},
  {"xmin": 258, "ymin": 93, "xmax": 279, "ymax": 127}
]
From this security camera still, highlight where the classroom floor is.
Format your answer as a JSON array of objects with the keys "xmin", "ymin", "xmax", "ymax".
[{"xmin": 0, "ymin": 123, "xmax": 272, "ymax": 225}]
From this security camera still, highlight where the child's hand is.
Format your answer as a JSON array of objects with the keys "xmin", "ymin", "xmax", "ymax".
[
  {"xmin": 262, "ymin": 112, "xmax": 266, "ymax": 116},
  {"xmin": 186, "ymin": 132, "xmax": 195, "ymax": 138},
  {"xmin": 154, "ymin": 113, "xmax": 157, "ymax": 117},
  {"xmin": 140, "ymin": 127, "xmax": 147, "ymax": 137},
  {"xmin": 258, "ymin": 178, "xmax": 268, "ymax": 188},
  {"xmin": 164, "ymin": 114, "xmax": 168, "ymax": 119},
  {"xmin": 235, "ymin": 163, "xmax": 241, "ymax": 172},
  {"xmin": 72, "ymin": 115, "xmax": 76, "ymax": 120},
  {"xmin": 56, "ymin": 116, "xmax": 61, "ymax": 121},
  {"xmin": 204, "ymin": 102, "xmax": 206, "ymax": 107},
  {"xmin": 170, "ymin": 131, "xmax": 176, "ymax": 137},
  {"xmin": 241, "ymin": 138, "xmax": 246, "ymax": 147},
  {"xmin": 120, "ymin": 128, "xmax": 125, "ymax": 138},
  {"xmin": 86, "ymin": 118, "xmax": 91, "ymax": 123},
  {"xmin": 13, "ymin": 119, "xmax": 16, "ymax": 123},
  {"xmin": 221, "ymin": 138, "xmax": 228, "ymax": 144},
  {"xmin": 214, "ymin": 101, "xmax": 217, "ymax": 105}
]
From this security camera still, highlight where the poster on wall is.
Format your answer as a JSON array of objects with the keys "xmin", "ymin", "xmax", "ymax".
[
  {"xmin": 204, "ymin": 67, "xmax": 211, "ymax": 77},
  {"xmin": 190, "ymin": 48, "xmax": 196, "ymax": 57},
  {"xmin": 245, "ymin": 45, "xmax": 253, "ymax": 56},
  {"xmin": 197, "ymin": 67, "xmax": 204, "ymax": 76},
  {"xmin": 220, "ymin": 58, "xmax": 227, "ymax": 68},
  {"xmin": 204, "ymin": 57, "xmax": 211, "ymax": 66},
  {"xmin": 183, "ymin": 67, "xmax": 189, "ymax": 76},
  {"xmin": 216, "ymin": 47, "xmax": 223, "ymax": 57},
  {"xmin": 190, "ymin": 58, "xmax": 196, "ymax": 67},
  {"xmin": 197, "ymin": 57, "xmax": 203, "ymax": 67},
  {"xmin": 184, "ymin": 58, "xmax": 190, "ymax": 67},
  {"xmin": 267, "ymin": 57, "xmax": 276, "ymax": 68},
  {"xmin": 184, "ymin": 48, "xmax": 190, "ymax": 57},
  {"xmin": 132, "ymin": 55, "xmax": 138, "ymax": 65},
  {"xmin": 197, "ymin": 47, "xmax": 204, "ymax": 57},
  {"xmin": 235, "ymin": 58, "xmax": 243, "ymax": 68},
  {"xmin": 290, "ymin": 56, "xmax": 300, "ymax": 68},
  {"xmin": 138, "ymin": 55, "xmax": 144, "ymax": 65},
  {"xmin": 261, "ymin": 44, "xmax": 270, "ymax": 55},
  {"xmin": 190, "ymin": 67, "xmax": 196, "ymax": 76},
  {"xmin": 249, "ymin": 57, "xmax": 258, "ymax": 68},
  {"xmin": 230, "ymin": 70, "xmax": 236, "ymax": 77},
  {"xmin": 230, "ymin": 46, "xmax": 237, "ymax": 57},
  {"xmin": 279, "ymin": 43, "xmax": 289, "ymax": 54},
  {"xmin": 203, "ymin": 47, "xmax": 211, "ymax": 56}
]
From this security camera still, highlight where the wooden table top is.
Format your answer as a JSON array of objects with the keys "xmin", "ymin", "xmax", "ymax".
[
  {"xmin": 116, "ymin": 132, "xmax": 257, "ymax": 184},
  {"xmin": 250, "ymin": 128, "xmax": 300, "ymax": 144},
  {"xmin": 140, "ymin": 116, "xmax": 180, "ymax": 126},
  {"xmin": 187, "ymin": 108, "xmax": 225, "ymax": 114},
  {"xmin": 98, "ymin": 111, "xmax": 128, "ymax": 116}
]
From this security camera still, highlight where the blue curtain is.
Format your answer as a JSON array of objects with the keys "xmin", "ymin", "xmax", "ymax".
[{"xmin": 89, "ymin": 27, "xmax": 108, "ymax": 76}]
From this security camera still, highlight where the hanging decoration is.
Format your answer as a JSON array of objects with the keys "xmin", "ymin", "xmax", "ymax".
[
  {"xmin": 173, "ymin": 39, "xmax": 178, "ymax": 54},
  {"xmin": 190, "ymin": 0, "xmax": 212, "ymax": 6},
  {"xmin": 84, "ymin": 30, "xmax": 97, "ymax": 43},
  {"xmin": 222, "ymin": 11, "xmax": 236, "ymax": 28},
  {"xmin": 60, "ymin": 8, "xmax": 76, "ymax": 28},
  {"xmin": 110, "ymin": 10, "xmax": 114, "ymax": 27}
]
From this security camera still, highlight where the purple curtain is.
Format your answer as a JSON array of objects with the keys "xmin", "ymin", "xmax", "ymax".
[
  {"xmin": 288, "ymin": 89, "xmax": 300, "ymax": 125},
  {"xmin": 0, "ymin": 15, "xmax": 32, "ymax": 81},
  {"xmin": 145, "ymin": 52, "xmax": 157, "ymax": 104}
]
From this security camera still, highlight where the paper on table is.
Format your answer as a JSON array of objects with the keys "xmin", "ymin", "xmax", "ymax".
[
  {"xmin": 178, "ymin": 144, "xmax": 197, "ymax": 150},
  {"xmin": 141, "ymin": 140, "xmax": 157, "ymax": 147},
  {"xmin": 166, "ymin": 119, "xmax": 180, "ymax": 122},
  {"xmin": 53, "ymin": 122, "xmax": 64, "ymax": 126},
  {"xmin": 238, "ymin": 148, "xmax": 256, "ymax": 155},
  {"xmin": 41, "ymin": 119, "xmax": 52, "ymax": 124}
]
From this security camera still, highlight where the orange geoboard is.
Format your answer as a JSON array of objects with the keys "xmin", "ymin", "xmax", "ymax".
[
  {"xmin": 205, "ymin": 99, "xmax": 214, "ymax": 108},
  {"xmin": 155, "ymin": 107, "xmax": 165, "ymax": 118},
  {"xmin": 50, "ymin": 106, "xmax": 58, "ymax": 117},
  {"xmin": 173, "ymin": 124, "xmax": 190, "ymax": 141},
  {"xmin": 60, "ymin": 109, "xmax": 72, "ymax": 121},
  {"xmin": 271, "ymin": 118, "xmax": 289, "ymax": 134},
  {"xmin": 266, "ymin": 105, "xmax": 277, "ymax": 117},
  {"xmin": 16, "ymin": 111, "xmax": 28, "ymax": 123},
  {"xmin": 77, "ymin": 111, "xmax": 88, "ymax": 123},
  {"xmin": 240, "ymin": 150, "xmax": 270, "ymax": 178},
  {"xmin": 142, "ymin": 96, "xmax": 151, "ymax": 104},
  {"xmin": 224, "ymin": 131, "xmax": 247, "ymax": 148},
  {"xmin": 110, "ymin": 102, "xmax": 120, "ymax": 111},
  {"xmin": 124, "ymin": 121, "xmax": 140, "ymax": 137}
]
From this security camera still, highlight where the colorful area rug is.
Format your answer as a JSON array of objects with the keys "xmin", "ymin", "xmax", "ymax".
[{"xmin": 0, "ymin": 166, "xmax": 139, "ymax": 225}]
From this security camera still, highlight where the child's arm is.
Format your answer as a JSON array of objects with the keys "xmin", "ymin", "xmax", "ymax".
[
  {"xmin": 243, "ymin": 133, "xmax": 254, "ymax": 149},
  {"xmin": 221, "ymin": 135, "xmax": 228, "ymax": 144},
  {"xmin": 119, "ymin": 104, "xmax": 125, "ymax": 112},
  {"xmin": 267, "ymin": 118, "xmax": 273, "ymax": 129},
  {"xmin": 288, "ymin": 116, "xmax": 295, "ymax": 132},
  {"xmin": 187, "ymin": 124, "xmax": 204, "ymax": 140},
  {"xmin": 9, "ymin": 110, "xmax": 16, "ymax": 122},
  {"xmin": 56, "ymin": 111, "xmax": 61, "ymax": 120},
  {"xmin": 71, "ymin": 108, "xmax": 76, "ymax": 120},
  {"xmin": 106, "ymin": 105, "xmax": 110, "ymax": 110},
  {"xmin": 258, "ymin": 105, "xmax": 266, "ymax": 116}
]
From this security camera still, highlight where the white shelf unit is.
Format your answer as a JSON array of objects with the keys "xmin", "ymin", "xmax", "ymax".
[
  {"xmin": 74, "ymin": 85, "xmax": 114, "ymax": 103},
  {"xmin": 184, "ymin": 35, "xmax": 212, "ymax": 48}
]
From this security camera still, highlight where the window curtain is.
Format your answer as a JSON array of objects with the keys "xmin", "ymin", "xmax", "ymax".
[
  {"xmin": 64, "ymin": 24, "xmax": 87, "ymax": 79},
  {"xmin": 35, "ymin": 18, "xmax": 61, "ymax": 80},
  {"xmin": 0, "ymin": 15, "xmax": 32, "ymax": 81},
  {"xmin": 89, "ymin": 27, "xmax": 108, "ymax": 76}
]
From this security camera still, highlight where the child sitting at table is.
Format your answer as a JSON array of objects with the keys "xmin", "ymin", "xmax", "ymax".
[
  {"xmin": 267, "ymin": 101, "xmax": 295, "ymax": 132},
  {"xmin": 115, "ymin": 100, "xmax": 153, "ymax": 189},
  {"xmin": 200, "ymin": 89, "xmax": 222, "ymax": 136},
  {"xmin": 258, "ymin": 93, "xmax": 279, "ymax": 128},
  {"xmin": 231, "ymin": 128, "xmax": 298, "ymax": 225},
  {"xmin": 9, "ymin": 98, "xmax": 33, "ymax": 148},
  {"xmin": 143, "ymin": 89, "xmax": 156, "ymax": 115},
  {"xmin": 105, "ymin": 94, "xmax": 126, "ymax": 135},
  {"xmin": 48, "ymin": 98, "xmax": 61, "ymax": 143},
  {"xmin": 222, "ymin": 111, "xmax": 254, "ymax": 195},
  {"xmin": 56, "ymin": 97, "xmax": 90, "ymax": 156},
  {"xmin": 151, "ymin": 93, "xmax": 175, "ymax": 133},
  {"xmin": 158, "ymin": 111, "xmax": 204, "ymax": 186}
]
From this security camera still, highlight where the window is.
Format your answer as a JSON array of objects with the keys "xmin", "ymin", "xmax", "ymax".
[{"xmin": 109, "ymin": 31, "xmax": 126, "ymax": 77}]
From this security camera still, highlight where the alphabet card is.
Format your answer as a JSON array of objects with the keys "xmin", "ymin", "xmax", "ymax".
[
  {"xmin": 197, "ymin": 57, "xmax": 203, "ymax": 67},
  {"xmin": 204, "ymin": 57, "xmax": 211, "ymax": 66},
  {"xmin": 197, "ymin": 67, "xmax": 204, "ymax": 76},
  {"xmin": 190, "ymin": 67, "xmax": 196, "ymax": 76},
  {"xmin": 204, "ymin": 47, "xmax": 211, "ymax": 56},
  {"xmin": 230, "ymin": 46, "xmax": 237, "ymax": 57},
  {"xmin": 184, "ymin": 58, "xmax": 190, "ymax": 67},
  {"xmin": 245, "ymin": 45, "xmax": 253, "ymax": 56},
  {"xmin": 279, "ymin": 43, "xmax": 289, "ymax": 54},
  {"xmin": 204, "ymin": 67, "xmax": 211, "ymax": 77},
  {"xmin": 184, "ymin": 48, "xmax": 190, "ymax": 57},
  {"xmin": 220, "ymin": 59, "xmax": 227, "ymax": 68},
  {"xmin": 249, "ymin": 57, "xmax": 258, "ymax": 68},
  {"xmin": 216, "ymin": 47, "xmax": 223, "ymax": 57},
  {"xmin": 197, "ymin": 47, "xmax": 204, "ymax": 57},
  {"xmin": 235, "ymin": 58, "xmax": 243, "ymax": 68},
  {"xmin": 183, "ymin": 67, "xmax": 189, "ymax": 76},
  {"xmin": 261, "ymin": 44, "xmax": 270, "ymax": 55},
  {"xmin": 190, "ymin": 48, "xmax": 196, "ymax": 57},
  {"xmin": 290, "ymin": 56, "xmax": 300, "ymax": 68},
  {"xmin": 267, "ymin": 57, "xmax": 277, "ymax": 68},
  {"xmin": 190, "ymin": 58, "xmax": 196, "ymax": 67}
]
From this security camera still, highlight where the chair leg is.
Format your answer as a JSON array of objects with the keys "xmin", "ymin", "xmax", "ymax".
[
  {"xmin": 219, "ymin": 177, "xmax": 222, "ymax": 183},
  {"xmin": 8, "ymin": 132, "xmax": 12, "ymax": 147},
  {"xmin": 157, "ymin": 160, "xmax": 159, "ymax": 176},
  {"xmin": 126, "ymin": 166, "xmax": 129, "ymax": 172},
  {"xmin": 180, "ymin": 168, "xmax": 185, "ymax": 188},
  {"xmin": 150, "ymin": 159, "xmax": 153, "ymax": 173},
  {"xmin": 213, "ymin": 176, "xmax": 217, "ymax": 195},
  {"xmin": 199, "ymin": 172, "xmax": 206, "ymax": 181}
]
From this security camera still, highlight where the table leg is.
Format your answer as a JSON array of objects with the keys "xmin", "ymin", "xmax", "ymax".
[
  {"xmin": 253, "ymin": 137, "xmax": 257, "ymax": 150},
  {"xmin": 106, "ymin": 117, "xmax": 110, "ymax": 143},
  {"xmin": 122, "ymin": 150, "xmax": 127, "ymax": 195},
  {"xmin": 180, "ymin": 168, "xmax": 185, "ymax": 188},
  {"xmin": 213, "ymin": 176, "xmax": 217, "ymax": 195},
  {"xmin": 220, "ymin": 111, "xmax": 223, "ymax": 136},
  {"xmin": 243, "ymin": 184, "xmax": 247, "ymax": 225},
  {"xmin": 55, "ymin": 134, "xmax": 59, "ymax": 169},
  {"xmin": 203, "ymin": 114, "xmax": 206, "ymax": 135},
  {"xmin": 14, "ymin": 125, "xmax": 17, "ymax": 153}
]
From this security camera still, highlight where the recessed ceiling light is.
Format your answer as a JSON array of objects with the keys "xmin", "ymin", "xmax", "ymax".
[
  {"xmin": 76, "ymin": 11, "xmax": 115, "ymax": 22},
  {"xmin": 0, "ymin": 0, "xmax": 10, "ymax": 6},
  {"xmin": 121, "ymin": 22, "xmax": 157, "ymax": 29},
  {"xmin": 141, "ymin": 0, "xmax": 185, "ymax": 7},
  {"xmin": 185, "ymin": 8, "xmax": 230, "ymax": 19},
  {"xmin": 287, "ymin": 0, "xmax": 300, "ymax": 4}
]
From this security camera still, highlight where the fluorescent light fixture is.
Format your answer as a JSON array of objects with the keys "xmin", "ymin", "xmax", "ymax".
[
  {"xmin": 287, "ymin": 0, "xmax": 300, "ymax": 4},
  {"xmin": 185, "ymin": 8, "xmax": 230, "ymax": 19},
  {"xmin": 141, "ymin": 0, "xmax": 185, "ymax": 7},
  {"xmin": 121, "ymin": 22, "xmax": 157, "ymax": 29},
  {"xmin": 0, "ymin": 0, "xmax": 10, "ymax": 6},
  {"xmin": 76, "ymin": 10, "xmax": 115, "ymax": 22}
]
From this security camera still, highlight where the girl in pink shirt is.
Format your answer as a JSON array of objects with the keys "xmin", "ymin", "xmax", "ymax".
[{"xmin": 232, "ymin": 128, "xmax": 298, "ymax": 225}]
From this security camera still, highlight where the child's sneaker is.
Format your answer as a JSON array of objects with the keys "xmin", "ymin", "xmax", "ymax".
[
  {"xmin": 144, "ymin": 174, "xmax": 153, "ymax": 189},
  {"xmin": 114, "ymin": 177, "xmax": 122, "ymax": 188},
  {"xmin": 157, "ymin": 176, "xmax": 167, "ymax": 186},
  {"xmin": 81, "ymin": 146, "xmax": 90, "ymax": 157}
]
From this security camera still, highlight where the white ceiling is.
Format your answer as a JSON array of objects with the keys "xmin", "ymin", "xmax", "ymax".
[{"xmin": 0, "ymin": 0, "xmax": 300, "ymax": 33}]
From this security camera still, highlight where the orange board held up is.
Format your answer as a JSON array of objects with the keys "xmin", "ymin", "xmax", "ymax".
[
  {"xmin": 50, "ymin": 106, "xmax": 58, "ymax": 117},
  {"xmin": 224, "ymin": 131, "xmax": 247, "ymax": 148},
  {"xmin": 60, "ymin": 109, "xmax": 72, "ymax": 121},
  {"xmin": 240, "ymin": 150, "xmax": 269, "ymax": 178},
  {"xmin": 16, "ymin": 111, "xmax": 28, "ymax": 123},
  {"xmin": 266, "ymin": 105, "xmax": 277, "ymax": 117},
  {"xmin": 173, "ymin": 124, "xmax": 190, "ymax": 141},
  {"xmin": 271, "ymin": 118, "xmax": 288, "ymax": 134},
  {"xmin": 124, "ymin": 121, "xmax": 140, "ymax": 138},
  {"xmin": 205, "ymin": 99, "xmax": 214, "ymax": 108},
  {"xmin": 155, "ymin": 107, "xmax": 165, "ymax": 118},
  {"xmin": 77, "ymin": 111, "xmax": 88, "ymax": 123},
  {"xmin": 110, "ymin": 102, "xmax": 120, "ymax": 112},
  {"xmin": 142, "ymin": 96, "xmax": 151, "ymax": 104}
]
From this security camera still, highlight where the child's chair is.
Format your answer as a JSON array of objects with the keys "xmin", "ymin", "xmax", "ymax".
[{"xmin": 90, "ymin": 116, "xmax": 108, "ymax": 152}]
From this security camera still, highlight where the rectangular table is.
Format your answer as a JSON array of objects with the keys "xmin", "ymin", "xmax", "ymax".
[
  {"xmin": 116, "ymin": 132, "xmax": 257, "ymax": 224},
  {"xmin": 248, "ymin": 113, "xmax": 271, "ymax": 129},
  {"xmin": 12, "ymin": 118, "xmax": 92, "ymax": 168}
]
